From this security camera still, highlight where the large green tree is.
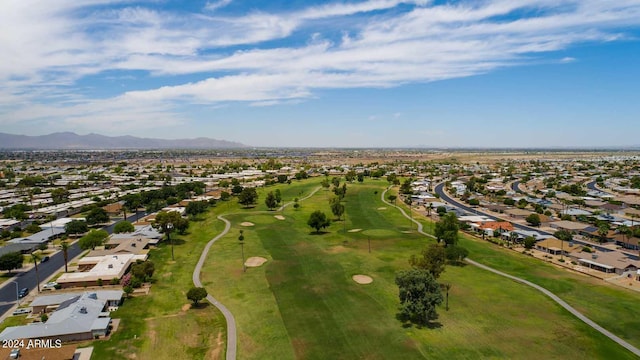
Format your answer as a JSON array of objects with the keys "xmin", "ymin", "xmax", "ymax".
[
  {"xmin": 65, "ymin": 220, "xmax": 88, "ymax": 235},
  {"xmin": 187, "ymin": 287, "xmax": 208, "ymax": 306},
  {"xmin": 238, "ymin": 187, "xmax": 259, "ymax": 208},
  {"xmin": 525, "ymin": 213, "xmax": 541, "ymax": 227},
  {"xmin": 434, "ymin": 212, "xmax": 459, "ymax": 246},
  {"xmin": 329, "ymin": 196, "xmax": 345, "ymax": 220},
  {"xmin": 307, "ymin": 211, "xmax": 331, "ymax": 233},
  {"xmin": 409, "ymin": 244, "xmax": 446, "ymax": 279},
  {"xmin": 265, "ymin": 191, "xmax": 278, "ymax": 210},
  {"xmin": 86, "ymin": 207, "xmax": 109, "ymax": 225},
  {"xmin": 114, "ymin": 221, "xmax": 135, "ymax": 234},
  {"xmin": 79, "ymin": 229, "xmax": 109, "ymax": 250},
  {"xmin": 0, "ymin": 251, "xmax": 24, "ymax": 273},
  {"xmin": 153, "ymin": 211, "xmax": 188, "ymax": 237},
  {"xmin": 395, "ymin": 268, "xmax": 443, "ymax": 326}
]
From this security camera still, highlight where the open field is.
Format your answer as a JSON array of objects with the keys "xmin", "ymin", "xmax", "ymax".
[
  {"xmin": 201, "ymin": 178, "xmax": 639, "ymax": 359},
  {"xmin": 87, "ymin": 208, "xmax": 229, "ymax": 359}
]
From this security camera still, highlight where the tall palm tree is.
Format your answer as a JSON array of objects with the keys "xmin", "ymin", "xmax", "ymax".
[
  {"xmin": 30, "ymin": 252, "xmax": 41, "ymax": 293},
  {"xmin": 61, "ymin": 241, "xmax": 70, "ymax": 273}
]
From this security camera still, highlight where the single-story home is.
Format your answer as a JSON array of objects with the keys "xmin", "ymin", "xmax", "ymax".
[{"xmin": 0, "ymin": 291, "xmax": 120, "ymax": 342}]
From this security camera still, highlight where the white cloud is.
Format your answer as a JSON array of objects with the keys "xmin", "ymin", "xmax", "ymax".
[
  {"xmin": 560, "ymin": 57, "xmax": 576, "ymax": 63},
  {"xmin": 204, "ymin": 0, "xmax": 233, "ymax": 12},
  {"xmin": 2, "ymin": 0, "xmax": 640, "ymax": 131}
]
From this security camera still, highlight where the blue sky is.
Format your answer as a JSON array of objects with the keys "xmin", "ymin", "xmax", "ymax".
[{"xmin": 2, "ymin": 0, "xmax": 640, "ymax": 147}]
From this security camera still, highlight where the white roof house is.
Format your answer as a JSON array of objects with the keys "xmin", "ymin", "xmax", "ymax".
[{"xmin": 57, "ymin": 253, "xmax": 147, "ymax": 286}]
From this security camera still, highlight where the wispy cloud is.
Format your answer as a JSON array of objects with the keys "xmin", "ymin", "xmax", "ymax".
[
  {"xmin": 2, "ymin": 0, "xmax": 640, "ymax": 132},
  {"xmin": 204, "ymin": 0, "xmax": 233, "ymax": 12}
]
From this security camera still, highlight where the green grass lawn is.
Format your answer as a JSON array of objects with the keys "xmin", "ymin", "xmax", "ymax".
[
  {"xmin": 202, "ymin": 178, "xmax": 639, "ymax": 359},
  {"xmin": 88, "ymin": 206, "xmax": 229, "ymax": 359}
]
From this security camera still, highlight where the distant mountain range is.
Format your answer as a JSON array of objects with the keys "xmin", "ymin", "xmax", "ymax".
[{"xmin": 0, "ymin": 132, "xmax": 246, "ymax": 150}]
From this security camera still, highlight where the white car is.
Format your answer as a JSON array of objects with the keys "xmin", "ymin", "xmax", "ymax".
[
  {"xmin": 12, "ymin": 308, "xmax": 31, "ymax": 315},
  {"xmin": 42, "ymin": 282, "xmax": 58, "ymax": 290}
]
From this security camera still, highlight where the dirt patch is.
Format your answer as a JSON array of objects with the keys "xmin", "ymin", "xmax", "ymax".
[
  {"xmin": 348, "ymin": 228, "xmax": 363, "ymax": 232},
  {"xmin": 274, "ymin": 215, "xmax": 285, "ymax": 220},
  {"xmin": 327, "ymin": 245, "xmax": 348, "ymax": 254},
  {"xmin": 245, "ymin": 256, "xmax": 268, "ymax": 267},
  {"xmin": 240, "ymin": 222, "xmax": 255, "ymax": 227},
  {"xmin": 352, "ymin": 274, "xmax": 373, "ymax": 284},
  {"xmin": 162, "ymin": 272, "xmax": 172, "ymax": 278},
  {"xmin": 377, "ymin": 207, "xmax": 387, "ymax": 210},
  {"xmin": 181, "ymin": 303, "xmax": 191, "ymax": 312},
  {"xmin": 206, "ymin": 330, "xmax": 225, "ymax": 359}
]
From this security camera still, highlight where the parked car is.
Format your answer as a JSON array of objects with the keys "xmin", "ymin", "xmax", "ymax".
[
  {"xmin": 42, "ymin": 281, "xmax": 58, "ymax": 290},
  {"xmin": 41, "ymin": 256, "xmax": 50, "ymax": 263},
  {"xmin": 12, "ymin": 307, "xmax": 31, "ymax": 315},
  {"xmin": 18, "ymin": 288, "xmax": 28, "ymax": 298}
]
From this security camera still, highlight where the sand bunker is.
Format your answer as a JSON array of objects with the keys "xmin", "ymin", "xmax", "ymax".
[
  {"xmin": 352, "ymin": 275, "xmax": 373, "ymax": 284},
  {"xmin": 348, "ymin": 228, "xmax": 363, "ymax": 233},
  {"xmin": 245, "ymin": 257, "xmax": 268, "ymax": 267},
  {"xmin": 240, "ymin": 222, "xmax": 255, "ymax": 227},
  {"xmin": 377, "ymin": 207, "xmax": 387, "ymax": 210},
  {"xmin": 274, "ymin": 215, "xmax": 285, "ymax": 220}
]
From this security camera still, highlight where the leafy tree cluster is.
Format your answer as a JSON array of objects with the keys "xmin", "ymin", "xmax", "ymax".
[
  {"xmin": 113, "ymin": 221, "xmax": 135, "ymax": 233},
  {"xmin": 559, "ymin": 184, "xmax": 587, "ymax": 196},
  {"xmin": 434, "ymin": 212, "xmax": 459, "ymax": 247},
  {"xmin": 65, "ymin": 220, "xmax": 88, "ymax": 235},
  {"xmin": 0, "ymin": 251, "xmax": 24, "ymax": 272},
  {"xmin": 79, "ymin": 229, "xmax": 109, "ymax": 250},
  {"xmin": 307, "ymin": 210, "xmax": 331, "ymax": 233},
  {"xmin": 3, "ymin": 204, "xmax": 32, "ymax": 220},
  {"xmin": 395, "ymin": 268, "xmax": 443, "ymax": 326},
  {"xmin": 130, "ymin": 260, "xmax": 155, "ymax": 282},
  {"xmin": 329, "ymin": 197, "xmax": 345, "ymax": 220},
  {"xmin": 525, "ymin": 213, "xmax": 541, "ymax": 227},
  {"xmin": 238, "ymin": 187, "xmax": 259, "ymax": 208},
  {"xmin": 185, "ymin": 201, "xmax": 210, "ymax": 218},
  {"xmin": 187, "ymin": 287, "xmax": 208, "ymax": 306},
  {"xmin": 333, "ymin": 183, "xmax": 347, "ymax": 200},
  {"xmin": 86, "ymin": 207, "xmax": 109, "ymax": 225},
  {"xmin": 153, "ymin": 210, "xmax": 189, "ymax": 236}
]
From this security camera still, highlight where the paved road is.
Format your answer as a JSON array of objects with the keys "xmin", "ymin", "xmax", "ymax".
[
  {"xmin": 0, "ymin": 242, "xmax": 83, "ymax": 316},
  {"xmin": 433, "ymin": 183, "xmax": 614, "ymax": 252},
  {"xmin": 192, "ymin": 215, "xmax": 235, "ymax": 360},
  {"xmin": 0, "ymin": 213, "xmax": 145, "ymax": 318},
  {"xmin": 420, "ymin": 184, "xmax": 640, "ymax": 357},
  {"xmin": 511, "ymin": 180, "xmax": 523, "ymax": 194}
]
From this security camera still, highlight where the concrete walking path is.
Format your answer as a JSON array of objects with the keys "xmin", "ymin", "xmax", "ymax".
[
  {"xmin": 192, "ymin": 215, "xmax": 236, "ymax": 360},
  {"xmin": 192, "ymin": 186, "xmax": 321, "ymax": 360},
  {"xmin": 381, "ymin": 186, "xmax": 640, "ymax": 357}
]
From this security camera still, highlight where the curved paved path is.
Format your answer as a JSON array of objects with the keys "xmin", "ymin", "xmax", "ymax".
[
  {"xmin": 192, "ymin": 215, "xmax": 235, "ymax": 360},
  {"xmin": 381, "ymin": 187, "xmax": 640, "ymax": 357},
  {"xmin": 192, "ymin": 186, "xmax": 321, "ymax": 360}
]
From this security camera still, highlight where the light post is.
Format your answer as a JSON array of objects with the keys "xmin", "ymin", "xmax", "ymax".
[
  {"xmin": 167, "ymin": 222, "xmax": 174, "ymax": 261},
  {"xmin": 239, "ymin": 230, "xmax": 245, "ymax": 273},
  {"xmin": 10, "ymin": 280, "xmax": 19, "ymax": 306}
]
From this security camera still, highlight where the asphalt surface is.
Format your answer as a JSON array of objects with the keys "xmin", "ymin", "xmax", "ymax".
[
  {"xmin": 511, "ymin": 180, "xmax": 523, "ymax": 193},
  {"xmin": 0, "ymin": 212, "xmax": 145, "ymax": 317},
  {"xmin": 433, "ymin": 183, "xmax": 612, "ymax": 252}
]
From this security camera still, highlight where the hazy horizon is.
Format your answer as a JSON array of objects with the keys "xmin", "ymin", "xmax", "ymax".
[{"xmin": 2, "ymin": 1, "xmax": 640, "ymax": 148}]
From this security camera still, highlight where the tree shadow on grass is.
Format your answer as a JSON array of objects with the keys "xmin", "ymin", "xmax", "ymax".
[
  {"xmin": 446, "ymin": 261, "xmax": 467, "ymax": 267},
  {"xmin": 309, "ymin": 231, "xmax": 329, "ymax": 235},
  {"xmin": 170, "ymin": 238, "xmax": 186, "ymax": 246},
  {"xmin": 191, "ymin": 302, "xmax": 210, "ymax": 310},
  {"xmin": 396, "ymin": 313, "xmax": 443, "ymax": 329}
]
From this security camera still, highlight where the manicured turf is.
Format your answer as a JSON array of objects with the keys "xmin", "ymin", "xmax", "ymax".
[
  {"xmin": 202, "ymin": 178, "xmax": 640, "ymax": 359},
  {"xmin": 88, "ymin": 208, "xmax": 228, "ymax": 359}
]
